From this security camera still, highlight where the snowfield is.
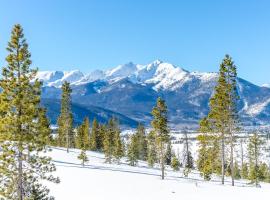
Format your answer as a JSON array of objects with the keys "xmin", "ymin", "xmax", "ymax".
[{"xmin": 46, "ymin": 147, "xmax": 270, "ymax": 200}]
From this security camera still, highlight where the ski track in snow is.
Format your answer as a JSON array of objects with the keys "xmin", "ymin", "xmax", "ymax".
[{"xmin": 45, "ymin": 147, "xmax": 270, "ymax": 200}]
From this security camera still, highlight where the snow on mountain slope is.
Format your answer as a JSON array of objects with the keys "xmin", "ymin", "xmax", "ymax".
[
  {"xmin": 262, "ymin": 83, "xmax": 270, "ymax": 88},
  {"xmin": 245, "ymin": 98, "xmax": 270, "ymax": 116},
  {"xmin": 35, "ymin": 60, "xmax": 209, "ymax": 90},
  {"xmin": 35, "ymin": 71, "xmax": 64, "ymax": 85},
  {"xmin": 46, "ymin": 147, "xmax": 270, "ymax": 200},
  {"xmin": 105, "ymin": 62, "xmax": 139, "ymax": 79}
]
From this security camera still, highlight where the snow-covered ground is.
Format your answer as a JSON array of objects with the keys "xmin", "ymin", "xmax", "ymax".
[{"xmin": 46, "ymin": 147, "xmax": 270, "ymax": 200}]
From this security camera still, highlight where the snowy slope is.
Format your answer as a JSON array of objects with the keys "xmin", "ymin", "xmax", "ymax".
[{"xmin": 46, "ymin": 147, "xmax": 270, "ymax": 200}]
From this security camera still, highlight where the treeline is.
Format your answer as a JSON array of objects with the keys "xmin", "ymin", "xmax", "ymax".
[{"xmin": 52, "ymin": 82, "xmax": 178, "ymax": 180}]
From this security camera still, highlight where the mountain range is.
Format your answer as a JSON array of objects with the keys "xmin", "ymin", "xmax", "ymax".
[{"xmin": 37, "ymin": 60, "xmax": 270, "ymax": 129}]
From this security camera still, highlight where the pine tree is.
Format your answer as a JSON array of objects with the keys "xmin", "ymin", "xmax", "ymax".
[
  {"xmin": 235, "ymin": 162, "xmax": 241, "ymax": 179},
  {"xmin": 147, "ymin": 130, "xmax": 157, "ymax": 167},
  {"xmin": 57, "ymin": 81, "xmax": 74, "ymax": 152},
  {"xmin": 113, "ymin": 126, "xmax": 124, "ymax": 163},
  {"xmin": 97, "ymin": 124, "xmax": 105, "ymax": 151},
  {"xmin": 0, "ymin": 24, "xmax": 59, "ymax": 200},
  {"xmin": 151, "ymin": 97, "xmax": 170, "ymax": 180},
  {"xmin": 165, "ymin": 140, "xmax": 173, "ymax": 165},
  {"xmin": 197, "ymin": 118, "xmax": 220, "ymax": 180},
  {"xmin": 241, "ymin": 162, "xmax": 249, "ymax": 179},
  {"xmin": 182, "ymin": 131, "xmax": 194, "ymax": 177},
  {"xmin": 78, "ymin": 149, "xmax": 89, "ymax": 167},
  {"xmin": 136, "ymin": 124, "xmax": 148, "ymax": 161},
  {"xmin": 198, "ymin": 55, "xmax": 240, "ymax": 185},
  {"xmin": 248, "ymin": 132, "xmax": 264, "ymax": 186},
  {"xmin": 127, "ymin": 134, "xmax": 139, "ymax": 166},
  {"xmin": 75, "ymin": 117, "xmax": 90, "ymax": 150},
  {"xmin": 89, "ymin": 118, "xmax": 98, "ymax": 151},
  {"xmin": 171, "ymin": 156, "xmax": 180, "ymax": 171},
  {"xmin": 103, "ymin": 118, "xmax": 116, "ymax": 163}
]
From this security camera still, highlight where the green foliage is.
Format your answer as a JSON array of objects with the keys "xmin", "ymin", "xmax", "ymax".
[
  {"xmin": 136, "ymin": 124, "xmax": 148, "ymax": 161},
  {"xmin": 127, "ymin": 124, "xmax": 148, "ymax": 166},
  {"xmin": 89, "ymin": 118, "xmax": 98, "ymax": 151},
  {"xmin": 127, "ymin": 134, "xmax": 139, "ymax": 166},
  {"xmin": 0, "ymin": 24, "xmax": 59, "ymax": 200},
  {"xmin": 78, "ymin": 149, "xmax": 89, "ymax": 167},
  {"xmin": 113, "ymin": 129, "xmax": 124, "ymax": 163},
  {"xmin": 151, "ymin": 97, "xmax": 170, "ymax": 179},
  {"xmin": 103, "ymin": 118, "xmax": 124, "ymax": 163},
  {"xmin": 57, "ymin": 81, "xmax": 74, "ymax": 152},
  {"xmin": 165, "ymin": 140, "xmax": 173, "ymax": 165},
  {"xmin": 247, "ymin": 132, "xmax": 265, "ymax": 185},
  {"xmin": 171, "ymin": 156, "xmax": 180, "ymax": 171},
  {"xmin": 75, "ymin": 117, "xmax": 90, "ymax": 150},
  {"xmin": 241, "ymin": 162, "xmax": 249, "ymax": 179},
  {"xmin": 147, "ymin": 130, "xmax": 157, "ymax": 167},
  {"xmin": 197, "ymin": 55, "xmax": 240, "ymax": 185}
]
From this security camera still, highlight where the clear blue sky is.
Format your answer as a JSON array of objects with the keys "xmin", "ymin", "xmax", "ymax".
[{"xmin": 0, "ymin": 0, "xmax": 269, "ymax": 85}]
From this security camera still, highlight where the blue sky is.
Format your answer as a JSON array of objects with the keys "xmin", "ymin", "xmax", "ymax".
[{"xmin": 0, "ymin": 0, "xmax": 269, "ymax": 85}]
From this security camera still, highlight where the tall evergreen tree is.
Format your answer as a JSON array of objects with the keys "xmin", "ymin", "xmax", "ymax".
[
  {"xmin": 127, "ymin": 134, "xmax": 139, "ymax": 166},
  {"xmin": 57, "ymin": 81, "xmax": 74, "ymax": 152},
  {"xmin": 151, "ymin": 97, "xmax": 170, "ymax": 180},
  {"xmin": 198, "ymin": 55, "xmax": 239, "ymax": 185},
  {"xmin": 97, "ymin": 124, "xmax": 105, "ymax": 151},
  {"xmin": 136, "ymin": 124, "xmax": 148, "ymax": 161},
  {"xmin": 147, "ymin": 130, "xmax": 157, "ymax": 167},
  {"xmin": 248, "ymin": 132, "xmax": 265, "ymax": 186},
  {"xmin": 0, "ymin": 24, "xmax": 59, "ymax": 200},
  {"xmin": 103, "ymin": 118, "xmax": 116, "ymax": 163},
  {"xmin": 182, "ymin": 131, "xmax": 194, "ymax": 177},
  {"xmin": 113, "ymin": 123, "xmax": 124, "ymax": 163},
  {"xmin": 89, "ymin": 118, "xmax": 98, "ymax": 151},
  {"xmin": 165, "ymin": 140, "xmax": 173, "ymax": 165},
  {"xmin": 75, "ymin": 117, "xmax": 90, "ymax": 150}
]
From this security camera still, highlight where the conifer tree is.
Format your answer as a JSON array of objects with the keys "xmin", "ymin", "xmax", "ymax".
[
  {"xmin": 198, "ymin": 55, "xmax": 239, "ymax": 185},
  {"xmin": 171, "ymin": 156, "xmax": 180, "ymax": 171},
  {"xmin": 89, "ymin": 118, "xmax": 98, "ymax": 151},
  {"xmin": 97, "ymin": 124, "xmax": 105, "ymax": 151},
  {"xmin": 113, "ymin": 126, "xmax": 124, "ymax": 163},
  {"xmin": 127, "ymin": 134, "xmax": 139, "ymax": 166},
  {"xmin": 248, "ymin": 132, "xmax": 264, "ymax": 186},
  {"xmin": 57, "ymin": 81, "xmax": 74, "ymax": 152},
  {"xmin": 182, "ymin": 131, "xmax": 194, "ymax": 177},
  {"xmin": 165, "ymin": 140, "xmax": 173, "ymax": 165},
  {"xmin": 78, "ymin": 149, "xmax": 89, "ymax": 167},
  {"xmin": 103, "ymin": 118, "xmax": 116, "ymax": 163},
  {"xmin": 75, "ymin": 117, "xmax": 90, "ymax": 150},
  {"xmin": 136, "ymin": 124, "xmax": 148, "ymax": 161},
  {"xmin": 0, "ymin": 24, "xmax": 59, "ymax": 200},
  {"xmin": 241, "ymin": 162, "xmax": 249, "ymax": 179},
  {"xmin": 151, "ymin": 97, "xmax": 170, "ymax": 180},
  {"xmin": 147, "ymin": 130, "xmax": 157, "ymax": 167}
]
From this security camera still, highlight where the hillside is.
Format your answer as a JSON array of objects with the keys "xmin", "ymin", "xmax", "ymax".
[{"xmin": 46, "ymin": 147, "xmax": 270, "ymax": 200}]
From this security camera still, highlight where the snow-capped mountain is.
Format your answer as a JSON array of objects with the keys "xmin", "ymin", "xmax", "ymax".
[{"xmin": 37, "ymin": 60, "xmax": 270, "ymax": 128}]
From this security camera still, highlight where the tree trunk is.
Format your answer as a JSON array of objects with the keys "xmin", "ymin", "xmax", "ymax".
[
  {"xmin": 161, "ymin": 142, "xmax": 165, "ymax": 180},
  {"xmin": 221, "ymin": 136, "xmax": 225, "ymax": 185},
  {"xmin": 230, "ymin": 139, "xmax": 234, "ymax": 186},
  {"xmin": 255, "ymin": 140, "xmax": 258, "ymax": 187},
  {"xmin": 240, "ymin": 139, "xmax": 244, "ymax": 178},
  {"xmin": 18, "ymin": 150, "xmax": 23, "ymax": 200}
]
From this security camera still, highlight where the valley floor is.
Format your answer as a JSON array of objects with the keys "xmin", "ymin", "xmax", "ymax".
[{"xmin": 46, "ymin": 147, "xmax": 270, "ymax": 200}]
